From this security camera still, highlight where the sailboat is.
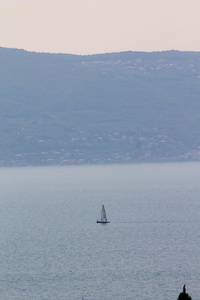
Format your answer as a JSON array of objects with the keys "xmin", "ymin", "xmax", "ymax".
[{"xmin": 97, "ymin": 205, "xmax": 110, "ymax": 223}]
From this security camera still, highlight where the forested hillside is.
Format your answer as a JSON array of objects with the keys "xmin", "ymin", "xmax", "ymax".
[{"xmin": 0, "ymin": 47, "xmax": 200, "ymax": 166}]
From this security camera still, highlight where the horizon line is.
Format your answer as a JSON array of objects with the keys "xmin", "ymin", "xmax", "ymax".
[{"xmin": 1, "ymin": 46, "xmax": 200, "ymax": 56}]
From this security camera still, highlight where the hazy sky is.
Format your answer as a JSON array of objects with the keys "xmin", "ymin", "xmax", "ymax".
[{"xmin": 1, "ymin": 0, "xmax": 200, "ymax": 55}]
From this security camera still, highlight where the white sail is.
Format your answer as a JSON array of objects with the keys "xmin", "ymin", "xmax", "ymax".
[
  {"xmin": 97, "ymin": 204, "xmax": 110, "ymax": 223},
  {"xmin": 101, "ymin": 205, "xmax": 107, "ymax": 222}
]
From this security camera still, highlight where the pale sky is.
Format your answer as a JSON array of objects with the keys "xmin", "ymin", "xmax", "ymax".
[{"xmin": 0, "ymin": 0, "xmax": 200, "ymax": 55}]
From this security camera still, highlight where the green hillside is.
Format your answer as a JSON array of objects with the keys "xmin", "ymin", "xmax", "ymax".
[{"xmin": 0, "ymin": 47, "xmax": 200, "ymax": 166}]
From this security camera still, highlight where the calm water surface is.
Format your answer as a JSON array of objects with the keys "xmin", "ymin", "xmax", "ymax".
[{"xmin": 0, "ymin": 162, "xmax": 200, "ymax": 300}]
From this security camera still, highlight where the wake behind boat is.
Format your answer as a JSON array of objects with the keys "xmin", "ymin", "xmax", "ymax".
[{"xmin": 97, "ymin": 205, "xmax": 110, "ymax": 223}]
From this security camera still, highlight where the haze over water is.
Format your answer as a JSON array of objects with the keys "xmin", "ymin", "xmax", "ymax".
[{"xmin": 0, "ymin": 162, "xmax": 199, "ymax": 299}]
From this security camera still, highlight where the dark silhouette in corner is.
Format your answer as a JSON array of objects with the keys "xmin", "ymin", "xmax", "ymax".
[{"xmin": 177, "ymin": 285, "xmax": 192, "ymax": 300}]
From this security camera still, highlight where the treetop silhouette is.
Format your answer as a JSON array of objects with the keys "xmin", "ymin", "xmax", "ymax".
[{"xmin": 177, "ymin": 285, "xmax": 192, "ymax": 300}]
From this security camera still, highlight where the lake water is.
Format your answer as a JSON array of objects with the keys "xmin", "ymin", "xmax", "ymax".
[{"xmin": 0, "ymin": 162, "xmax": 200, "ymax": 300}]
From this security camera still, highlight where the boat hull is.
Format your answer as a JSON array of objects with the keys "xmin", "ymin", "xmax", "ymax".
[{"xmin": 96, "ymin": 220, "xmax": 110, "ymax": 223}]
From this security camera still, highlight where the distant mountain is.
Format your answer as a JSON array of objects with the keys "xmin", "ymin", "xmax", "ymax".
[{"xmin": 0, "ymin": 47, "xmax": 200, "ymax": 166}]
